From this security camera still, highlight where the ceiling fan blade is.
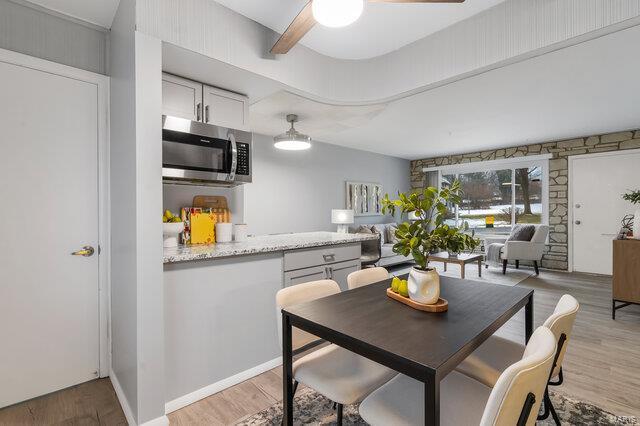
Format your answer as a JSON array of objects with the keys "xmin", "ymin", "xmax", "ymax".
[
  {"xmin": 271, "ymin": 1, "xmax": 316, "ymax": 54},
  {"xmin": 368, "ymin": 0, "xmax": 465, "ymax": 3}
]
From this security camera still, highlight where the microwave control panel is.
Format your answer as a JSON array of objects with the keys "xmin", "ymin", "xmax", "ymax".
[{"xmin": 236, "ymin": 142, "xmax": 250, "ymax": 176}]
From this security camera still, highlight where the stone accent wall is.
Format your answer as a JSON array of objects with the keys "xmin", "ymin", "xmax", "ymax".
[{"xmin": 410, "ymin": 130, "xmax": 640, "ymax": 270}]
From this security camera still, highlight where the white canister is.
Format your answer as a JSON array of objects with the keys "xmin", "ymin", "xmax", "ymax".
[
  {"xmin": 216, "ymin": 223, "xmax": 233, "ymax": 243},
  {"xmin": 634, "ymin": 209, "xmax": 640, "ymax": 239},
  {"xmin": 234, "ymin": 224, "xmax": 248, "ymax": 242}
]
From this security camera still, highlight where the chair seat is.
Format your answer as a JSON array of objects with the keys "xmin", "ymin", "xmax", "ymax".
[
  {"xmin": 293, "ymin": 344, "xmax": 396, "ymax": 405},
  {"xmin": 359, "ymin": 371, "xmax": 491, "ymax": 426},
  {"xmin": 456, "ymin": 335, "xmax": 525, "ymax": 387}
]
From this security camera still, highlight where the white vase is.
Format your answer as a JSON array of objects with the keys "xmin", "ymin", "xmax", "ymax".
[
  {"xmin": 634, "ymin": 209, "xmax": 640, "ymax": 239},
  {"xmin": 408, "ymin": 267, "xmax": 440, "ymax": 305}
]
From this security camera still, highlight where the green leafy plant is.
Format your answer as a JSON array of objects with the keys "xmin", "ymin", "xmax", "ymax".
[
  {"xmin": 623, "ymin": 190, "xmax": 640, "ymax": 205},
  {"xmin": 382, "ymin": 180, "xmax": 480, "ymax": 270},
  {"xmin": 432, "ymin": 223, "xmax": 480, "ymax": 255}
]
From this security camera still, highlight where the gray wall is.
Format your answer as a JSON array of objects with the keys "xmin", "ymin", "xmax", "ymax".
[
  {"xmin": 110, "ymin": 0, "xmax": 166, "ymax": 422},
  {"xmin": 109, "ymin": 0, "xmax": 138, "ymax": 420},
  {"xmin": 0, "ymin": 0, "xmax": 108, "ymax": 75},
  {"xmin": 243, "ymin": 134, "xmax": 410, "ymax": 236}
]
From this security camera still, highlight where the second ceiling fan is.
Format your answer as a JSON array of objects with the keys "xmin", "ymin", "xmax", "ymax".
[{"xmin": 271, "ymin": 0, "xmax": 465, "ymax": 54}]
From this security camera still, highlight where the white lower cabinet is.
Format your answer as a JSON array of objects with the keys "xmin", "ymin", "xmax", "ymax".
[{"xmin": 283, "ymin": 243, "xmax": 361, "ymax": 290}]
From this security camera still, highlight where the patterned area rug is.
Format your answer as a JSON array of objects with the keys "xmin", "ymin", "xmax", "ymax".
[{"xmin": 236, "ymin": 387, "xmax": 621, "ymax": 425}]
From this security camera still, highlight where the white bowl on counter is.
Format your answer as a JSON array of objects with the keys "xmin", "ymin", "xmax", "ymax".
[{"xmin": 163, "ymin": 222, "xmax": 184, "ymax": 248}]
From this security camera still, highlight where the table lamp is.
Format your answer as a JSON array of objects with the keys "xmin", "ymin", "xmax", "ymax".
[{"xmin": 332, "ymin": 209, "xmax": 354, "ymax": 233}]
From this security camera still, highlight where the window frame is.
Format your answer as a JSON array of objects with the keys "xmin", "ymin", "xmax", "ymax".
[{"xmin": 423, "ymin": 154, "xmax": 551, "ymax": 233}]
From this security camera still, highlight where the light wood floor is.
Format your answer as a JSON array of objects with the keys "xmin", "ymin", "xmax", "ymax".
[
  {"xmin": 0, "ymin": 378, "xmax": 126, "ymax": 425},
  {"xmin": 2, "ymin": 270, "xmax": 638, "ymax": 425}
]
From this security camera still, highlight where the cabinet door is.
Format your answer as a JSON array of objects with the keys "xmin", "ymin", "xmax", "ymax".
[
  {"xmin": 203, "ymin": 85, "xmax": 249, "ymax": 130},
  {"xmin": 162, "ymin": 73, "xmax": 203, "ymax": 121},
  {"xmin": 329, "ymin": 260, "xmax": 361, "ymax": 291},
  {"xmin": 283, "ymin": 265, "xmax": 328, "ymax": 288}
]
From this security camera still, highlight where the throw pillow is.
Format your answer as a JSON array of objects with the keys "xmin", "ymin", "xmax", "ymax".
[
  {"xmin": 508, "ymin": 224, "xmax": 536, "ymax": 242},
  {"xmin": 355, "ymin": 225, "xmax": 380, "ymax": 255},
  {"xmin": 371, "ymin": 224, "xmax": 387, "ymax": 244},
  {"xmin": 387, "ymin": 224, "xmax": 399, "ymax": 244}
]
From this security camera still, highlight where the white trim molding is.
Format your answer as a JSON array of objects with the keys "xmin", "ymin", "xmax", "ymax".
[
  {"xmin": 422, "ymin": 153, "xmax": 553, "ymax": 173},
  {"xmin": 165, "ymin": 357, "xmax": 283, "ymax": 414},
  {"xmin": 110, "ymin": 371, "xmax": 136, "ymax": 426},
  {"xmin": 0, "ymin": 47, "xmax": 111, "ymax": 377}
]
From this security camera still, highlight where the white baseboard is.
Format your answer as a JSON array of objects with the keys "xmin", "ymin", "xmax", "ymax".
[
  {"xmin": 110, "ymin": 370, "xmax": 137, "ymax": 426},
  {"xmin": 140, "ymin": 415, "xmax": 170, "ymax": 426},
  {"xmin": 165, "ymin": 357, "xmax": 282, "ymax": 414},
  {"xmin": 110, "ymin": 369, "xmax": 170, "ymax": 426}
]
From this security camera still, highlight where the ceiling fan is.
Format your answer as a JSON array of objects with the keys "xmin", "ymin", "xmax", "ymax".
[{"xmin": 271, "ymin": 0, "xmax": 465, "ymax": 54}]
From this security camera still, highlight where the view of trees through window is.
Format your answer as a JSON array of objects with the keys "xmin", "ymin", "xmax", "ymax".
[{"xmin": 440, "ymin": 165, "xmax": 543, "ymax": 235}]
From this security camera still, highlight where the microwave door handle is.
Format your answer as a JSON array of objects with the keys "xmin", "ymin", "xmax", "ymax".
[{"xmin": 228, "ymin": 132, "xmax": 237, "ymax": 182}]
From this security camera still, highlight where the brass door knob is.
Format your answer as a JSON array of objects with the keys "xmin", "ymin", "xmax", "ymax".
[{"xmin": 71, "ymin": 246, "xmax": 95, "ymax": 257}]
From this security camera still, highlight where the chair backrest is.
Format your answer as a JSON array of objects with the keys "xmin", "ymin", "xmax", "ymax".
[
  {"xmin": 275, "ymin": 280, "xmax": 341, "ymax": 351},
  {"xmin": 542, "ymin": 294, "xmax": 579, "ymax": 378},
  {"xmin": 530, "ymin": 225, "xmax": 549, "ymax": 243},
  {"xmin": 347, "ymin": 267, "xmax": 389, "ymax": 290},
  {"xmin": 480, "ymin": 327, "xmax": 556, "ymax": 426}
]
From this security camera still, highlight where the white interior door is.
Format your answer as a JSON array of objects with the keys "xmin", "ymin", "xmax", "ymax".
[
  {"xmin": 0, "ymin": 59, "xmax": 100, "ymax": 407},
  {"xmin": 571, "ymin": 151, "xmax": 640, "ymax": 274}
]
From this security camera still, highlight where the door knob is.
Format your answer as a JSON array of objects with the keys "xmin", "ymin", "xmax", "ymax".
[
  {"xmin": 574, "ymin": 220, "xmax": 581, "ymax": 225},
  {"xmin": 71, "ymin": 246, "xmax": 95, "ymax": 257}
]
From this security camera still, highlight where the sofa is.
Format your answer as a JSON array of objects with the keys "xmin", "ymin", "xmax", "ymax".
[{"xmin": 353, "ymin": 223, "xmax": 414, "ymax": 268}]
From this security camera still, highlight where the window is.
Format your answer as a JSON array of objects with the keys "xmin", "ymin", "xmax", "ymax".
[{"xmin": 431, "ymin": 156, "xmax": 549, "ymax": 236}]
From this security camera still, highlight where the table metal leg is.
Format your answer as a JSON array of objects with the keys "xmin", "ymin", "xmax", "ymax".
[
  {"xmin": 424, "ymin": 377, "xmax": 440, "ymax": 426},
  {"xmin": 525, "ymin": 293, "xmax": 534, "ymax": 344},
  {"xmin": 460, "ymin": 263, "xmax": 465, "ymax": 279},
  {"xmin": 282, "ymin": 312, "xmax": 294, "ymax": 425},
  {"xmin": 478, "ymin": 260, "xmax": 482, "ymax": 277},
  {"xmin": 444, "ymin": 262, "xmax": 447, "ymax": 272}
]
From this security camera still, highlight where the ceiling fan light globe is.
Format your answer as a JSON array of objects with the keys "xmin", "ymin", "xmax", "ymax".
[
  {"xmin": 312, "ymin": 0, "xmax": 364, "ymax": 28},
  {"xmin": 274, "ymin": 140, "xmax": 312, "ymax": 151}
]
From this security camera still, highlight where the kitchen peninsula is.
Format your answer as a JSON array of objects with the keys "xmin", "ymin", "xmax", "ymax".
[{"xmin": 162, "ymin": 231, "xmax": 376, "ymax": 412}]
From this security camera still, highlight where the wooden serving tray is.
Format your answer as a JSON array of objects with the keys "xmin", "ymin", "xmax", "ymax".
[{"xmin": 386, "ymin": 288, "xmax": 448, "ymax": 312}]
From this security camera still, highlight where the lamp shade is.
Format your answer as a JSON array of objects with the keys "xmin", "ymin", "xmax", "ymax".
[{"xmin": 331, "ymin": 209, "xmax": 354, "ymax": 224}]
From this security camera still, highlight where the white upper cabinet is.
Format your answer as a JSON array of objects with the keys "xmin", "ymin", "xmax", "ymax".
[
  {"xmin": 203, "ymin": 85, "xmax": 249, "ymax": 130},
  {"xmin": 162, "ymin": 73, "xmax": 249, "ymax": 130},
  {"xmin": 162, "ymin": 73, "xmax": 203, "ymax": 122}
]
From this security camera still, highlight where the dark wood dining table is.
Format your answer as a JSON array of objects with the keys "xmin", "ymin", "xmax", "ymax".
[{"xmin": 281, "ymin": 275, "xmax": 533, "ymax": 426}]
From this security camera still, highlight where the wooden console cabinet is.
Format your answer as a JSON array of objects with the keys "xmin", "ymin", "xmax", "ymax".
[{"xmin": 612, "ymin": 239, "xmax": 640, "ymax": 319}]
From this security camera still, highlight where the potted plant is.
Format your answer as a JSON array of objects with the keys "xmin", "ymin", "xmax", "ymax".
[
  {"xmin": 623, "ymin": 190, "xmax": 640, "ymax": 239},
  {"xmin": 382, "ymin": 181, "xmax": 479, "ymax": 305},
  {"xmin": 433, "ymin": 223, "xmax": 480, "ymax": 257}
]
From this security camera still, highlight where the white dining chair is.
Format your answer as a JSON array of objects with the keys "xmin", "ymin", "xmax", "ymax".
[
  {"xmin": 455, "ymin": 294, "xmax": 579, "ymax": 425},
  {"xmin": 275, "ymin": 279, "xmax": 396, "ymax": 425},
  {"xmin": 359, "ymin": 326, "xmax": 557, "ymax": 426},
  {"xmin": 347, "ymin": 267, "xmax": 389, "ymax": 290}
]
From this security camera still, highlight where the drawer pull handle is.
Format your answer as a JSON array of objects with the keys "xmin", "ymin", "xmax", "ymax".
[{"xmin": 323, "ymin": 254, "xmax": 335, "ymax": 262}]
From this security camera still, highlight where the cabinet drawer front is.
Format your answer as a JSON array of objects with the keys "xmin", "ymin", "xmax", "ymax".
[
  {"xmin": 283, "ymin": 266, "xmax": 328, "ymax": 287},
  {"xmin": 284, "ymin": 243, "xmax": 361, "ymax": 272}
]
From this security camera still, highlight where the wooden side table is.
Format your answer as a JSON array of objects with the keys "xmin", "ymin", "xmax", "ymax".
[
  {"xmin": 428, "ymin": 252, "xmax": 483, "ymax": 279},
  {"xmin": 612, "ymin": 239, "xmax": 640, "ymax": 319}
]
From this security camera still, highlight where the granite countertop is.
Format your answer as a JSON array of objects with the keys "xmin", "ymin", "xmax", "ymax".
[{"xmin": 163, "ymin": 231, "xmax": 377, "ymax": 264}]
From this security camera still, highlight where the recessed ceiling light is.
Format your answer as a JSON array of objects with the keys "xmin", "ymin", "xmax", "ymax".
[
  {"xmin": 312, "ymin": 0, "xmax": 364, "ymax": 28},
  {"xmin": 274, "ymin": 114, "xmax": 312, "ymax": 151}
]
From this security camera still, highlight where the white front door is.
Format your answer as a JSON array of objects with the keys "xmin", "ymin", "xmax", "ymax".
[
  {"xmin": 0, "ymin": 59, "xmax": 100, "ymax": 407},
  {"xmin": 571, "ymin": 150, "xmax": 640, "ymax": 275}
]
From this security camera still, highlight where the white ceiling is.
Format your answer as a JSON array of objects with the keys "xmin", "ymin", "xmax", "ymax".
[
  {"xmin": 246, "ymin": 24, "xmax": 640, "ymax": 159},
  {"xmin": 213, "ymin": 0, "xmax": 506, "ymax": 60},
  {"xmin": 26, "ymin": 0, "xmax": 120, "ymax": 28}
]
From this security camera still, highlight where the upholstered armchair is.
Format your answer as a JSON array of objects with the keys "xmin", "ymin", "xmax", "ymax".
[{"xmin": 486, "ymin": 225, "xmax": 549, "ymax": 275}]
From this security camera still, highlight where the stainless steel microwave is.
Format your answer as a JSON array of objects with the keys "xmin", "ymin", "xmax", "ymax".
[{"xmin": 162, "ymin": 115, "xmax": 252, "ymax": 186}]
